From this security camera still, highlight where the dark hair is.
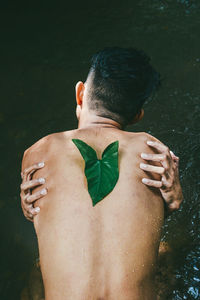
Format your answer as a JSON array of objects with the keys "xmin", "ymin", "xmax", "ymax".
[{"xmin": 86, "ymin": 47, "xmax": 161, "ymax": 126}]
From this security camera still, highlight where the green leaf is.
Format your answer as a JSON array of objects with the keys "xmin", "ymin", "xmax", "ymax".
[{"xmin": 72, "ymin": 139, "xmax": 119, "ymax": 206}]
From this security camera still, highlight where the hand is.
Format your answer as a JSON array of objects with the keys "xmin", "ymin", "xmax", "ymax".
[
  {"xmin": 140, "ymin": 141, "xmax": 183, "ymax": 214},
  {"xmin": 20, "ymin": 162, "xmax": 47, "ymax": 222}
]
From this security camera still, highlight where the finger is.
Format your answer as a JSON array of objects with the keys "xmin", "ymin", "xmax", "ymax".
[
  {"xmin": 168, "ymin": 201, "xmax": 181, "ymax": 211},
  {"xmin": 170, "ymin": 150, "xmax": 175, "ymax": 157},
  {"xmin": 141, "ymin": 153, "xmax": 166, "ymax": 162},
  {"xmin": 21, "ymin": 177, "xmax": 45, "ymax": 192},
  {"xmin": 22, "ymin": 193, "xmax": 31, "ymax": 204},
  {"xmin": 22, "ymin": 205, "xmax": 40, "ymax": 218},
  {"xmin": 22, "ymin": 162, "xmax": 45, "ymax": 181},
  {"xmin": 147, "ymin": 141, "xmax": 169, "ymax": 154},
  {"xmin": 143, "ymin": 150, "xmax": 171, "ymax": 171},
  {"xmin": 20, "ymin": 186, "xmax": 30, "ymax": 198},
  {"xmin": 170, "ymin": 151, "xmax": 179, "ymax": 160},
  {"xmin": 26, "ymin": 214, "xmax": 34, "ymax": 222},
  {"xmin": 142, "ymin": 178, "xmax": 163, "ymax": 188},
  {"xmin": 140, "ymin": 163, "xmax": 165, "ymax": 175},
  {"xmin": 160, "ymin": 177, "xmax": 173, "ymax": 190},
  {"xmin": 147, "ymin": 142, "xmax": 171, "ymax": 171},
  {"xmin": 21, "ymin": 202, "xmax": 33, "ymax": 215},
  {"xmin": 170, "ymin": 151, "xmax": 179, "ymax": 165},
  {"xmin": 27, "ymin": 166, "xmax": 43, "ymax": 181},
  {"xmin": 29, "ymin": 206, "xmax": 40, "ymax": 215},
  {"xmin": 26, "ymin": 188, "xmax": 47, "ymax": 204},
  {"xmin": 22, "ymin": 208, "xmax": 34, "ymax": 222}
]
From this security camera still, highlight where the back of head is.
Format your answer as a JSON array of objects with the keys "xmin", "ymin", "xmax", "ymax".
[{"xmin": 86, "ymin": 47, "xmax": 161, "ymax": 126}]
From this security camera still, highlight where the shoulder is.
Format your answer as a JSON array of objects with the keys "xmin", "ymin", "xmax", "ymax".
[
  {"xmin": 125, "ymin": 131, "xmax": 162, "ymax": 143},
  {"xmin": 22, "ymin": 130, "xmax": 75, "ymax": 170},
  {"xmin": 24, "ymin": 130, "xmax": 76, "ymax": 155},
  {"xmin": 124, "ymin": 131, "xmax": 164, "ymax": 153},
  {"xmin": 21, "ymin": 133, "xmax": 54, "ymax": 171},
  {"xmin": 23, "ymin": 133, "xmax": 57, "ymax": 157}
]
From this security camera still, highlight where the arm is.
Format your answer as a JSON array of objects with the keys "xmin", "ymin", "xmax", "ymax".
[{"xmin": 140, "ymin": 140, "xmax": 183, "ymax": 215}]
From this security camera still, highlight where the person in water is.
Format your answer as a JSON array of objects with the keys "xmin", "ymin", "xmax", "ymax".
[{"xmin": 20, "ymin": 47, "xmax": 183, "ymax": 300}]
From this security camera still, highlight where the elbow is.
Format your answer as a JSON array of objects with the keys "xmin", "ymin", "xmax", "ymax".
[{"xmin": 168, "ymin": 201, "xmax": 181, "ymax": 212}]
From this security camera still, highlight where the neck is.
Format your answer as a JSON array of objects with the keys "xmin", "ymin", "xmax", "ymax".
[{"xmin": 78, "ymin": 113, "xmax": 123, "ymax": 130}]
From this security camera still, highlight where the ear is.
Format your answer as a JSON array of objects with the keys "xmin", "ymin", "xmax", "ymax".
[
  {"xmin": 129, "ymin": 109, "xmax": 144, "ymax": 125},
  {"xmin": 75, "ymin": 81, "xmax": 85, "ymax": 106}
]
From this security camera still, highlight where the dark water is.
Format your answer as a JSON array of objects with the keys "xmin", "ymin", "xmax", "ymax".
[{"xmin": 0, "ymin": 0, "xmax": 200, "ymax": 299}]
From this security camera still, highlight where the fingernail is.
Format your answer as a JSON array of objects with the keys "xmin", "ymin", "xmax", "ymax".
[
  {"xmin": 140, "ymin": 163, "xmax": 147, "ymax": 169},
  {"xmin": 38, "ymin": 162, "xmax": 45, "ymax": 168},
  {"xmin": 40, "ymin": 188, "xmax": 47, "ymax": 195},
  {"xmin": 34, "ymin": 207, "xmax": 40, "ymax": 213},
  {"xmin": 38, "ymin": 178, "xmax": 45, "ymax": 184},
  {"xmin": 141, "ymin": 153, "xmax": 148, "ymax": 159},
  {"xmin": 142, "ymin": 178, "xmax": 148, "ymax": 184},
  {"xmin": 147, "ymin": 141, "xmax": 154, "ymax": 145}
]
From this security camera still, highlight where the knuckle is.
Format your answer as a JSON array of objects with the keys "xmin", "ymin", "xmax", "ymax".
[
  {"xmin": 172, "ymin": 164, "xmax": 176, "ymax": 171},
  {"xmin": 33, "ymin": 178, "xmax": 39, "ymax": 185},
  {"xmin": 164, "ymin": 165, "xmax": 169, "ymax": 172},
  {"xmin": 26, "ymin": 196, "xmax": 31, "ymax": 203},
  {"xmin": 169, "ymin": 201, "xmax": 180, "ymax": 211},
  {"xmin": 165, "ymin": 146, "xmax": 169, "ymax": 153},
  {"xmin": 25, "ymin": 198, "xmax": 31, "ymax": 205},
  {"xmin": 158, "ymin": 181, "xmax": 163, "ymax": 187},
  {"xmin": 160, "ymin": 167, "xmax": 165, "ymax": 174},
  {"xmin": 170, "ymin": 169, "xmax": 175, "ymax": 177},
  {"xmin": 28, "ymin": 208, "xmax": 34, "ymax": 215},
  {"xmin": 24, "ymin": 168, "xmax": 28, "ymax": 174},
  {"xmin": 168, "ymin": 181, "xmax": 173, "ymax": 188}
]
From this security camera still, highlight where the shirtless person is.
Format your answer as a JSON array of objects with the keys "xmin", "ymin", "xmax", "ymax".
[{"xmin": 20, "ymin": 47, "xmax": 183, "ymax": 300}]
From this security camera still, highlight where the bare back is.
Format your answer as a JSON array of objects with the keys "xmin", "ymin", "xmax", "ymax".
[{"xmin": 22, "ymin": 128, "xmax": 164, "ymax": 300}]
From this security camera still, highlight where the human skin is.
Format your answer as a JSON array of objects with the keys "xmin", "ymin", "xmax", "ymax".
[
  {"xmin": 20, "ymin": 80, "xmax": 183, "ymax": 300},
  {"xmin": 22, "ymin": 128, "xmax": 165, "ymax": 300},
  {"xmin": 21, "ymin": 141, "xmax": 182, "ymax": 221},
  {"xmin": 21, "ymin": 82, "xmax": 183, "ymax": 221}
]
